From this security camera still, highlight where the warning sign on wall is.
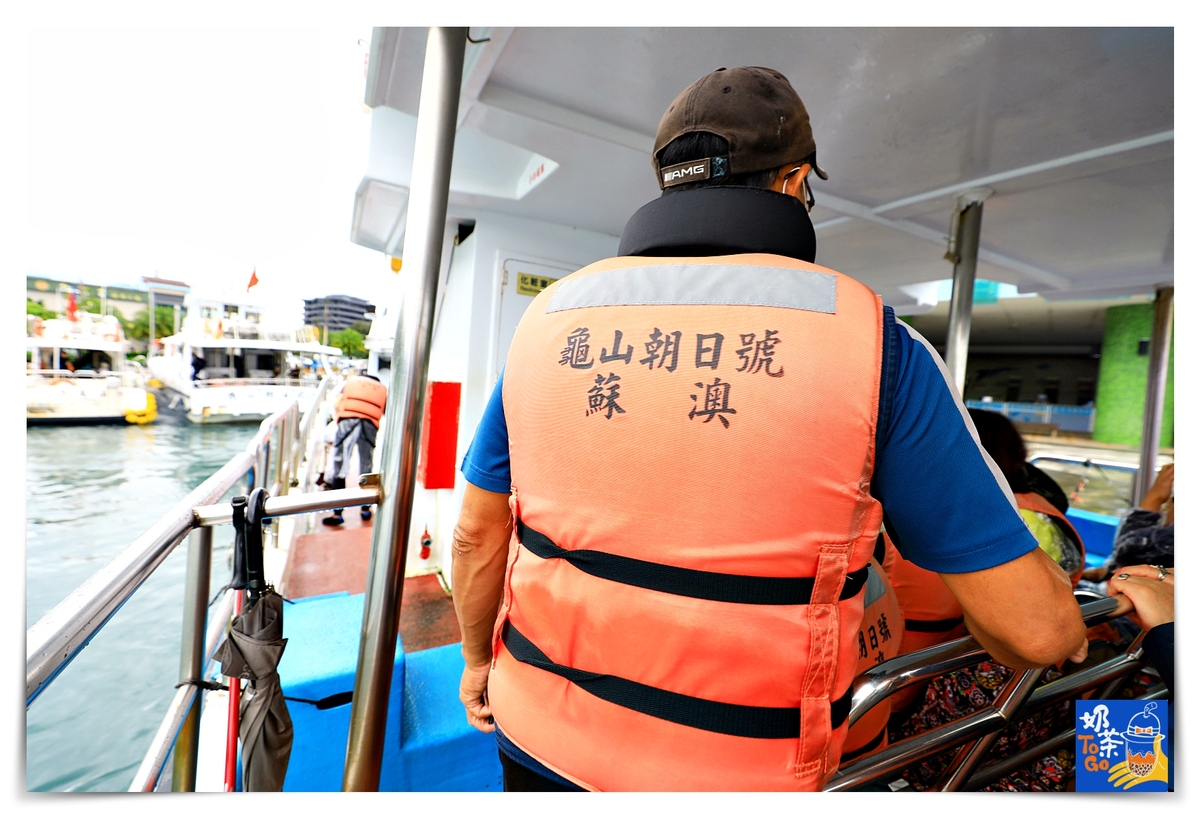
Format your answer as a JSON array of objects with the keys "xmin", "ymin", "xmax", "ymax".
[{"xmin": 517, "ymin": 272, "xmax": 559, "ymax": 297}]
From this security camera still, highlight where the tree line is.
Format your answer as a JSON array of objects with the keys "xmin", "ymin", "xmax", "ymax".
[{"xmin": 27, "ymin": 298, "xmax": 371, "ymax": 359}]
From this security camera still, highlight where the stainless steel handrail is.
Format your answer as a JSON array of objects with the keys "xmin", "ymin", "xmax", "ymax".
[
  {"xmin": 843, "ymin": 596, "xmax": 1118, "ymax": 729},
  {"xmin": 825, "ymin": 597, "xmax": 1137, "ymax": 792},
  {"xmin": 193, "ymin": 377, "xmax": 318, "ymax": 388},
  {"xmin": 1027, "ymin": 454, "xmax": 1139, "ymax": 472},
  {"xmin": 193, "ymin": 484, "xmax": 381, "ymax": 527},
  {"xmin": 125, "ymin": 378, "xmax": 343, "ymax": 790},
  {"xmin": 845, "ymin": 636, "xmax": 989, "ymax": 729},
  {"xmin": 128, "ymin": 480, "xmax": 381, "ymax": 790},
  {"xmin": 935, "ymin": 667, "xmax": 1043, "ymax": 790},
  {"xmin": 128, "ymin": 587, "xmax": 237, "ymax": 792},
  {"xmin": 25, "ymin": 450, "xmax": 253, "ymax": 705},
  {"xmin": 291, "ymin": 376, "xmax": 336, "ymax": 483},
  {"xmin": 963, "ymin": 728, "xmax": 1077, "ymax": 791},
  {"xmin": 343, "ymin": 26, "xmax": 466, "ymax": 792},
  {"xmin": 26, "ymin": 378, "xmax": 333, "ymax": 707}
]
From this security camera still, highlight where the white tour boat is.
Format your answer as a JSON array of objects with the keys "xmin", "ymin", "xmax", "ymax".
[
  {"xmin": 150, "ymin": 294, "xmax": 341, "ymax": 424},
  {"xmin": 26, "ymin": 312, "xmax": 157, "ymax": 426}
]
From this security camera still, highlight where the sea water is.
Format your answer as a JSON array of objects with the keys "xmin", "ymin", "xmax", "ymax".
[{"xmin": 26, "ymin": 420, "xmax": 258, "ymax": 792}]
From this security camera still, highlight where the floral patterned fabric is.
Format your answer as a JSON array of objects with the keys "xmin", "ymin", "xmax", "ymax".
[
  {"xmin": 889, "ymin": 661, "xmax": 1071, "ymax": 791},
  {"xmin": 887, "ymin": 653, "xmax": 1157, "ymax": 792}
]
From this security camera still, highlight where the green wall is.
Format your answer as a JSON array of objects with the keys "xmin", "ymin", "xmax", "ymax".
[{"xmin": 1092, "ymin": 303, "xmax": 1174, "ymax": 448}]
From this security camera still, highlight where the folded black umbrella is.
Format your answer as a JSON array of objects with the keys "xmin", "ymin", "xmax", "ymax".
[{"xmin": 214, "ymin": 488, "xmax": 292, "ymax": 791}]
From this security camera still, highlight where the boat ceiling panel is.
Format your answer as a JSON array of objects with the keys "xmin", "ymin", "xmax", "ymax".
[
  {"xmin": 364, "ymin": 27, "xmax": 1173, "ymax": 298},
  {"xmin": 904, "ymin": 294, "xmax": 1150, "ymax": 349}
]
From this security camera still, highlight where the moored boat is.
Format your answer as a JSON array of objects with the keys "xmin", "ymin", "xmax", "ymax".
[
  {"xmin": 26, "ymin": 312, "xmax": 157, "ymax": 426},
  {"xmin": 150, "ymin": 293, "xmax": 342, "ymax": 424}
]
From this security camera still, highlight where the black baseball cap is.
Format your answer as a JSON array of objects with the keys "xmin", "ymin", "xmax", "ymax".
[{"xmin": 653, "ymin": 66, "xmax": 828, "ymax": 190}]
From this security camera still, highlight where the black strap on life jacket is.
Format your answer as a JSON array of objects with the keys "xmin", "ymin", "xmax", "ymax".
[
  {"xmin": 517, "ymin": 521, "xmax": 869, "ymax": 605},
  {"xmin": 873, "ymin": 532, "xmax": 887, "ymax": 564},
  {"xmin": 502, "ymin": 621, "xmax": 853, "ymax": 739},
  {"xmin": 839, "ymin": 723, "xmax": 887, "ymax": 762},
  {"xmin": 903, "ymin": 616, "xmax": 965, "ymax": 633}
]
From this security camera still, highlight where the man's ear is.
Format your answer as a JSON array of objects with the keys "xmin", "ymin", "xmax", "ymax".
[{"xmin": 771, "ymin": 164, "xmax": 812, "ymax": 200}]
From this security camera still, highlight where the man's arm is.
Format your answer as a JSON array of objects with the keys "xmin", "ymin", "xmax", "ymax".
[
  {"xmin": 875, "ymin": 313, "xmax": 1086, "ymax": 668},
  {"xmin": 939, "ymin": 548, "xmax": 1087, "ymax": 668},
  {"xmin": 451, "ymin": 482, "xmax": 513, "ymax": 733}
]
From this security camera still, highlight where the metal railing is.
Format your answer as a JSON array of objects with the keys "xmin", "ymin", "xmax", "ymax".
[
  {"xmin": 127, "ymin": 480, "xmax": 382, "ymax": 792},
  {"xmin": 823, "ymin": 596, "xmax": 1156, "ymax": 791},
  {"xmin": 26, "ymin": 369, "xmax": 148, "ymax": 388},
  {"xmin": 193, "ymin": 377, "xmax": 321, "ymax": 389},
  {"xmin": 25, "ymin": 374, "xmax": 379, "ymax": 791},
  {"xmin": 1027, "ymin": 453, "xmax": 1140, "ymax": 473}
]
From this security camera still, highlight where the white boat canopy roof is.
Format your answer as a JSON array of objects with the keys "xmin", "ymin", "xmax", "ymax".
[{"xmin": 355, "ymin": 27, "xmax": 1172, "ymax": 313}]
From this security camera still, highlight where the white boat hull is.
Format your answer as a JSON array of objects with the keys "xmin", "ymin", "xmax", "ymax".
[
  {"xmin": 159, "ymin": 381, "xmax": 325, "ymax": 424},
  {"xmin": 26, "ymin": 374, "xmax": 155, "ymax": 426}
]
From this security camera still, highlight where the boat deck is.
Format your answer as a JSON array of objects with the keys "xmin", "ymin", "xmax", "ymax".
[{"xmin": 280, "ymin": 512, "xmax": 460, "ymax": 653}]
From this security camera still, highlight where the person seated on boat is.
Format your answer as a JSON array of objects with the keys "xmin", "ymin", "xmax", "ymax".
[
  {"xmin": 839, "ymin": 540, "xmax": 905, "ymax": 767},
  {"xmin": 877, "ymin": 531, "xmax": 967, "ymax": 715},
  {"xmin": 191, "ymin": 352, "xmax": 205, "ymax": 381},
  {"xmin": 1081, "ymin": 464, "xmax": 1174, "ymax": 583},
  {"xmin": 322, "ymin": 374, "xmax": 387, "ymax": 526},
  {"xmin": 968, "ymin": 408, "xmax": 1086, "ymax": 584},
  {"xmin": 449, "ymin": 65, "xmax": 1088, "ymax": 792}
]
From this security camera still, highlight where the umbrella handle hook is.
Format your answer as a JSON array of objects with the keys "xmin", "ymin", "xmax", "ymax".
[
  {"xmin": 245, "ymin": 487, "xmax": 270, "ymax": 606},
  {"xmin": 230, "ymin": 496, "xmax": 249, "ymax": 591}
]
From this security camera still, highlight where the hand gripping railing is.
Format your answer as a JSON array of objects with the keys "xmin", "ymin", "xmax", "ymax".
[{"xmin": 822, "ymin": 596, "xmax": 1156, "ymax": 792}]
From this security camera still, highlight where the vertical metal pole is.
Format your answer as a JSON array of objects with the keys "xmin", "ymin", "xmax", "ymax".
[
  {"xmin": 1133, "ymin": 286, "xmax": 1173, "ymax": 506},
  {"xmin": 172, "ymin": 526, "xmax": 212, "ymax": 791},
  {"xmin": 148, "ymin": 290, "xmax": 156, "ymax": 357},
  {"xmin": 342, "ymin": 27, "xmax": 466, "ymax": 792},
  {"xmin": 936, "ymin": 667, "xmax": 1043, "ymax": 791},
  {"xmin": 944, "ymin": 194, "xmax": 987, "ymax": 397}
]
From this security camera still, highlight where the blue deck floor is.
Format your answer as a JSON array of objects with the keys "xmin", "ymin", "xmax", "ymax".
[{"xmin": 276, "ymin": 592, "xmax": 502, "ymax": 791}]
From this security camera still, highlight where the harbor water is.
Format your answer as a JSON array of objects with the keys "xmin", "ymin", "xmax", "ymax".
[{"xmin": 26, "ymin": 420, "xmax": 258, "ymax": 792}]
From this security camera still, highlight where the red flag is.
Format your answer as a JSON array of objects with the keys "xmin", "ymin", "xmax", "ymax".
[
  {"xmin": 247, "ymin": 268, "xmax": 260, "ymax": 292},
  {"xmin": 66, "ymin": 291, "xmax": 78, "ymax": 322}
]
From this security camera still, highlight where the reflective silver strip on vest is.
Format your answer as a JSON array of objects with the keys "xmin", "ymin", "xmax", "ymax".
[
  {"xmin": 863, "ymin": 564, "xmax": 887, "ymax": 607},
  {"xmin": 546, "ymin": 265, "xmax": 837, "ymax": 314}
]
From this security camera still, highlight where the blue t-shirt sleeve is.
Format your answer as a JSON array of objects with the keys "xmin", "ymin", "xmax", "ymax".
[
  {"xmin": 460, "ymin": 370, "xmax": 512, "ymax": 493},
  {"xmin": 874, "ymin": 315, "xmax": 1038, "ymax": 574}
]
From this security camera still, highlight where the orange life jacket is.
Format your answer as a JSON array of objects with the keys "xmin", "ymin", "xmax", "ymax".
[
  {"xmin": 840, "ymin": 556, "xmax": 903, "ymax": 764},
  {"xmin": 489, "ymin": 253, "xmax": 884, "ymax": 791},
  {"xmin": 335, "ymin": 376, "xmax": 386, "ymax": 425},
  {"xmin": 879, "ymin": 532, "xmax": 966, "ymax": 654},
  {"xmin": 1014, "ymin": 491, "xmax": 1086, "ymax": 585},
  {"xmin": 879, "ymin": 532, "xmax": 966, "ymax": 712}
]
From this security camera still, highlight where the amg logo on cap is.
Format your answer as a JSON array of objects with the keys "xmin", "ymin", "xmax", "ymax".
[{"xmin": 661, "ymin": 157, "xmax": 711, "ymax": 187}]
